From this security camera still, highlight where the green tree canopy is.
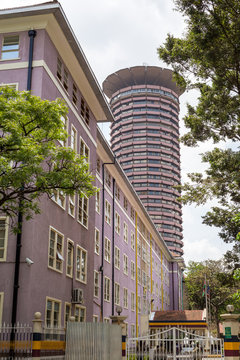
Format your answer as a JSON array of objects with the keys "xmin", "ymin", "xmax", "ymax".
[
  {"xmin": 185, "ymin": 260, "xmax": 239, "ymax": 336},
  {"xmin": 0, "ymin": 87, "xmax": 96, "ymax": 220},
  {"xmin": 158, "ymin": 0, "xmax": 240, "ymax": 266}
]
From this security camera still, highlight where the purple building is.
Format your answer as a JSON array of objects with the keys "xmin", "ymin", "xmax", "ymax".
[
  {"xmin": 0, "ymin": 2, "xmax": 184, "ymax": 338},
  {"xmin": 103, "ymin": 67, "xmax": 184, "ymax": 257}
]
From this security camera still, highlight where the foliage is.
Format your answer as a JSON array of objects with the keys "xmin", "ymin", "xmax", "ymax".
[
  {"xmin": 158, "ymin": 0, "xmax": 240, "ymax": 265},
  {"xmin": 185, "ymin": 260, "xmax": 239, "ymax": 336},
  {"xmin": 0, "ymin": 87, "xmax": 96, "ymax": 220}
]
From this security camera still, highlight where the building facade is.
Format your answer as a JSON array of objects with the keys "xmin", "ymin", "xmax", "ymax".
[
  {"xmin": 0, "ymin": 2, "xmax": 184, "ymax": 337},
  {"xmin": 103, "ymin": 67, "xmax": 184, "ymax": 257}
]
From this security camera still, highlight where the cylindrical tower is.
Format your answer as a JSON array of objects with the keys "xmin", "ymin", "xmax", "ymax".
[{"xmin": 103, "ymin": 66, "xmax": 184, "ymax": 257}]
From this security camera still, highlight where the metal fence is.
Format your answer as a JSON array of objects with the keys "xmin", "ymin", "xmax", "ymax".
[
  {"xmin": 127, "ymin": 327, "xmax": 224, "ymax": 360},
  {"xmin": 0, "ymin": 323, "xmax": 32, "ymax": 359},
  {"xmin": 65, "ymin": 322, "xmax": 122, "ymax": 360}
]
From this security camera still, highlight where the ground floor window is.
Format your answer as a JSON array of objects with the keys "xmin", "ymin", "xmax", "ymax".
[{"xmin": 45, "ymin": 297, "xmax": 61, "ymax": 327}]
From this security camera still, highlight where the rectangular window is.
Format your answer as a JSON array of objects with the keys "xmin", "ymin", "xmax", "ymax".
[
  {"xmin": 70, "ymin": 125, "xmax": 77, "ymax": 151},
  {"xmin": 130, "ymin": 207, "xmax": 135, "ymax": 221},
  {"xmin": 0, "ymin": 218, "xmax": 8, "ymax": 261},
  {"xmin": 123, "ymin": 222, "xmax": 128, "ymax": 243},
  {"xmin": 48, "ymin": 227, "xmax": 64, "ymax": 272},
  {"xmin": 96, "ymin": 157, "xmax": 101, "ymax": 174},
  {"xmin": 104, "ymin": 277, "xmax": 110, "ymax": 302},
  {"xmin": 2, "ymin": 35, "xmax": 19, "ymax": 60},
  {"xmin": 114, "ymin": 283, "xmax": 120, "ymax": 305},
  {"xmin": 123, "ymin": 288, "xmax": 128, "ymax": 309},
  {"xmin": 131, "ymin": 261, "xmax": 135, "ymax": 280},
  {"xmin": 131, "ymin": 292, "xmax": 135, "ymax": 312},
  {"xmin": 80, "ymin": 138, "xmax": 90, "ymax": 163},
  {"xmin": 131, "ymin": 232, "xmax": 135, "ymax": 251},
  {"xmin": 74, "ymin": 305, "xmax": 86, "ymax": 322},
  {"xmin": 72, "ymin": 83, "xmax": 78, "ymax": 106},
  {"xmin": 114, "ymin": 246, "xmax": 120, "ymax": 269},
  {"xmin": 104, "ymin": 237, "xmax": 111, "ymax": 263},
  {"xmin": 115, "ymin": 185, "xmax": 120, "ymax": 201},
  {"xmin": 76, "ymin": 245, "xmax": 87, "ymax": 283},
  {"xmin": 137, "ymin": 236, "xmax": 141, "ymax": 257},
  {"xmin": 124, "ymin": 196, "xmax": 128, "ymax": 211},
  {"xmin": 95, "ymin": 191, "xmax": 100, "ymax": 213},
  {"xmin": 80, "ymin": 98, "xmax": 90, "ymax": 127},
  {"xmin": 93, "ymin": 315, "xmax": 98, "ymax": 322},
  {"xmin": 94, "ymin": 228, "xmax": 100, "ymax": 255},
  {"xmin": 123, "ymin": 254, "xmax": 128, "ymax": 275},
  {"xmin": 94, "ymin": 271, "xmax": 99, "ymax": 298},
  {"xmin": 115, "ymin": 212, "xmax": 120, "ymax": 234},
  {"xmin": 64, "ymin": 303, "xmax": 71, "ymax": 327},
  {"xmin": 52, "ymin": 189, "xmax": 66, "ymax": 209},
  {"xmin": 105, "ymin": 200, "xmax": 111, "ymax": 225},
  {"xmin": 57, "ymin": 57, "xmax": 62, "ymax": 81},
  {"xmin": 0, "ymin": 292, "xmax": 4, "ymax": 324},
  {"xmin": 45, "ymin": 298, "xmax": 61, "ymax": 327},
  {"xmin": 66, "ymin": 239, "xmax": 73, "ymax": 278},
  {"xmin": 78, "ymin": 196, "xmax": 88, "ymax": 228},
  {"xmin": 105, "ymin": 169, "xmax": 111, "ymax": 188},
  {"xmin": 68, "ymin": 194, "xmax": 75, "ymax": 217},
  {"xmin": 63, "ymin": 69, "xmax": 68, "ymax": 92},
  {"xmin": 137, "ymin": 267, "xmax": 141, "ymax": 285},
  {"xmin": 138, "ymin": 296, "xmax": 141, "ymax": 313},
  {"xmin": 131, "ymin": 324, "xmax": 135, "ymax": 338}
]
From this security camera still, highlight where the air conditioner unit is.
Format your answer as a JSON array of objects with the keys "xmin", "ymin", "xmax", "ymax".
[{"xmin": 72, "ymin": 288, "xmax": 84, "ymax": 304}]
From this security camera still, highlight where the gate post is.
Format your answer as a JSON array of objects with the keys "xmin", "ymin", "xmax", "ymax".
[
  {"xmin": 220, "ymin": 306, "xmax": 240, "ymax": 360},
  {"xmin": 110, "ymin": 314, "xmax": 127, "ymax": 360},
  {"xmin": 32, "ymin": 312, "xmax": 43, "ymax": 360}
]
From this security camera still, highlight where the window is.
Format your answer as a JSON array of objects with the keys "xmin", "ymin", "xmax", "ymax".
[
  {"xmin": 131, "ymin": 232, "xmax": 135, "ymax": 251},
  {"xmin": 80, "ymin": 138, "xmax": 90, "ymax": 163},
  {"xmin": 93, "ymin": 315, "xmax": 98, "ymax": 322},
  {"xmin": 104, "ymin": 237, "xmax": 111, "ymax": 263},
  {"xmin": 114, "ymin": 246, "xmax": 120, "ymax": 269},
  {"xmin": 96, "ymin": 157, "xmax": 101, "ymax": 174},
  {"xmin": 95, "ymin": 191, "xmax": 100, "ymax": 213},
  {"xmin": 94, "ymin": 271, "xmax": 99, "ymax": 298},
  {"xmin": 45, "ymin": 298, "xmax": 61, "ymax": 327},
  {"xmin": 78, "ymin": 196, "xmax": 88, "ymax": 228},
  {"xmin": 123, "ymin": 254, "xmax": 128, "ymax": 275},
  {"xmin": 104, "ymin": 277, "xmax": 110, "ymax": 302},
  {"xmin": 131, "ymin": 293, "xmax": 135, "ymax": 311},
  {"xmin": 105, "ymin": 200, "xmax": 111, "ymax": 225},
  {"xmin": 48, "ymin": 227, "xmax": 64, "ymax": 272},
  {"xmin": 1, "ymin": 35, "xmax": 19, "ymax": 60},
  {"xmin": 57, "ymin": 58, "xmax": 62, "ymax": 81},
  {"xmin": 70, "ymin": 125, "xmax": 77, "ymax": 151},
  {"xmin": 130, "ymin": 324, "xmax": 135, "ymax": 338},
  {"xmin": 105, "ymin": 169, "xmax": 111, "ymax": 188},
  {"xmin": 114, "ymin": 283, "xmax": 120, "ymax": 305},
  {"xmin": 0, "ymin": 218, "xmax": 8, "ymax": 261},
  {"xmin": 130, "ymin": 207, "xmax": 135, "ymax": 221},
  {"xmin": 64, "ymin": 303, "xmax": 71, "ymax": 327},
  {"xmin": 68, "ymin": 194, "xmax": 75, "ymax": 217},
  {"xmin": 94, "ymin": 228, "xmax": 100, "ymax": 255},
  {"xmin": 63, "ymin": 69, "xmax": 68, "ymax": 92},
  {"xmin": 59, "ymin": 116, "xmax": 68, "ymax": 146},
  {"xmin": 137, "ymin": 236, "xmax": 141, "ymax": 257},
  {"xmin": 74, "ymin": 305, "xmax": 86, "ymax": 322},
  {"xmin": 0, "ymin": 293, "xmax": 4, "ymax": 324},
  {"xmin": 72, "ymin": 83, "xmax": 78, "ymax": 106},
  {"xmin": 115, "ymin": 185, "xmax": 120, "ymax": 201},
  {"xmin": 52, "ymin": 190, "xmax": 66, "ymax": 209},
  {"xmin": 66, "ymin": 240, "xmax": 73, "ymax": 277},
  {"xmin": 80, "ymin": 98, "xmax": 90, "ymax": 126},
  {"xmin": 123, "ymin": 222, "xmax": 128, "ymax": 243},
  {"xmin": 137, "ymin": 267, "xmax": 141, "ymax": 285},
  {"xmin": 131, "ymin": 261, "xmax": 135, "ymax": 280},
  {"xmin": 115, "ymin": 212, "xmax": 120, "ymax": 234},
  {"xmin": 123, "ymin": 196, "xmax": 128, "ymax": 211},
  {"xmin": 138, "ymin": 296, "xmax": 141, "ymax": 313},
  {"xmin": 76, "ymin": 246, "xmax": 87, "ymax": 283},
  {"xmin": 123, "ymin": 288, "xmax": 128, "ymax": 309}
]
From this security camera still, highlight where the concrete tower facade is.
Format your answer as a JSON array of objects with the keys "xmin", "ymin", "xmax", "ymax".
[{"xmin": 103, "ymin": 66, "xmax": 184, "ymax": 257}]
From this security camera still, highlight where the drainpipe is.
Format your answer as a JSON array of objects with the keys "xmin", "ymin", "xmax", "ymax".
[
  {"xmin": 172, "ymin": 262, "xmax": 175, "ymax": 310},
  {"xmin": 100, "ymin": 160, "xmax": 115, "ymax": 321},
  {"xmin": 111, "ymin": 178, "xmax": 115, "ymax": 316},
  {"xmin": 11, "ymin": 29, "xmax": 37, "ymax": 329}
]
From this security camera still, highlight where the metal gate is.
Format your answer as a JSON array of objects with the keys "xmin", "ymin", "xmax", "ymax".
[
  {"xmin": 127, "ymin": 327, "xmax": 224, "ymax": 360},
  {"xmin": 0, "ymin": 324, "xmax": 32, "ymax": 359}
]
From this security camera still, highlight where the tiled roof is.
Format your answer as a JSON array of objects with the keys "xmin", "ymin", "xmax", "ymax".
[{"xmin": 152, "ymin": 310, "xmax": 205, "ymax": 322}]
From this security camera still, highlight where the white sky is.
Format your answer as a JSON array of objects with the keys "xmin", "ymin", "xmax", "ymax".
[{"xmin": 0, "ymin": 0, "xmax": 232, "ymax": 265}]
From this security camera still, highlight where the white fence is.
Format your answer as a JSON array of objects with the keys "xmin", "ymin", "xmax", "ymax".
[{"xmin": 0, "ymin": 323, "xmax": 32, "ymax": 359}]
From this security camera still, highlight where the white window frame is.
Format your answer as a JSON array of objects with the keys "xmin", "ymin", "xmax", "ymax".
[
  {"xmin": 115, "ymin": 212, "xmax": 120, "ymax": 234},
  {"xmin": 0, "ymin": 217, "xmax": 8, "ymax": 262},
  {"xmin": 95, "ymin": 191, "xmax": 100, "ymax": 214},
  {"xmin": 130, "ymin": 324, "xmax": 135, "ymax": 337},
  {"xmin": 70, "ymin": 124, "xmax": 77, "ymax": 151},
  {"xmin": 74, "ymin": 305, "xmax": 86, "ymax": 322},
  {"xmin": 123, "ymin": 254, "xmax": 128, "ymax": 275},
  {"xmin": 48, "ymin": 227, "xmax": 64, "ymax": 273},
  {"xmin": 76, "ymin": 245, "xmax": 87, "ymax": 283},
  {"xmin": 131, "ymin": 231, "xmax": 135, "ymax": 251},
  {"xmin": 130, "ymin": 261, "xmax": 135, "ymax": 280},
  {"xmin": 52, "ymin": 189, "xmax": 66, "ymax": 209},
  {"xmin": 114, "ymin": 246, "xmax": 120, "ymax": 270},
  {"xmin": 66, "ymin": 239, "xmax": 74, "ymax": 278},
  {"xmin": 138, "ymin": 296, "xmax": 141, "ymax": 314},
  {"xmin": 68, "ymin": 194, "xmax": 75, "ymax": 218},
  {"xmin": 80, "ymin": 137, "xmax": 90, "ymax": 163},
  {"xmin": 94, "ymin": 270, "xmax": 99, "ymax": 298},
  {"xmin": 123, "ymin": 222, "xmax": 128, "ymax": 243},
  {"xmin": 78, "ymin": 195, "xmax": 89, "ymax": 228},
  {"xmin": 1, "ymin": 35, "xmax": 20, "ymax": 60},
  {"xmin": 104, "ymin": 237, "xmax": 111, "ymax": 263},
  {"xmin": 123, "ymin": 288, "xmax": 128, "ymax": 309},
  {"xmin": 105, "ymin": 200, "xmax": 111, "ymax": 225},
  {"xmin": 131, "ymin": 292, "xmax": 135, "ymax": 312},
  {"xmin": 114, "ymin": 282, "xmax": 120, "ymax": 305},
  {"xmin": 64, "ymin": 302, "xmax": 71, "ymax": 327},
  {"xmin": 94, "ymin": 228, "xmax": 100, "ymax": 255},
  {"xmin": 104, "ymin": 276, "xmax": 110, "ymax": 302},
  {"xmin": 45, "ymin": 297, "xmax": 61, "ymax": 328},
  {"xmin": 93, "ymin": 315, "xmax": 98, "ymax": 322}
]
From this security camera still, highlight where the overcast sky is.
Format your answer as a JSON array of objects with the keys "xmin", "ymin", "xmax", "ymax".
[{"xmin": 0, "ymin": 0, "xmax": 232, "ymax": 264}]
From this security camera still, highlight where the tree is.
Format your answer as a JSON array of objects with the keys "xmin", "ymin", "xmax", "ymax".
[
  {"xmin": 0, "ymin": 87, "xmax": 96, "ymax": 220},
  {"xmin": 158, "ymin": 0, "xmax": 240, "ymax": 265},
  {"xmin": 185, "ymin": 260, "xmax": 239, "ymax": 337}
]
